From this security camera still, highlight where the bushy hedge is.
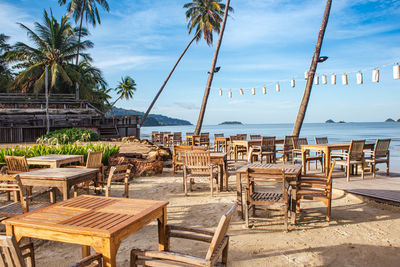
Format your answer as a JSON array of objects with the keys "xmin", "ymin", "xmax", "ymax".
[
  {"xmin": 37, "ymin": 128, "xmax": 99, "ymax": 144},
  {"xmin": 0, "ymin": 143, "xmax": 119, "ymax": 166}
]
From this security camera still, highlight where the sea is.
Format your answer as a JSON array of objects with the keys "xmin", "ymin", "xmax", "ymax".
[{"xmin": 140, "ymin": 122, "xmax": 400, "ymax": 171}]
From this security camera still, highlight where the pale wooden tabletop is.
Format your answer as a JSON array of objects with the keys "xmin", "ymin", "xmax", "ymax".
[
  {"xmin": 27, "ymin": 154, "xmax": 83, "ymax": 161},
  {"xmin": 18, "ymin": 168, "xmax": 98, "ymax": 180}
]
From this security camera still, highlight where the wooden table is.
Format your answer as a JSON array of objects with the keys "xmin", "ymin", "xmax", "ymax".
[
  {"xmin": 27, "ymin": 154, "xmax": 84, "ymax": 168},
  {"xmin": 235, "ymin": 163, "xmax": 301, "ymax": 217},
  {"xmin": 232, "ymin": 140, "xmax": 261, "ymax": 161},
  {"xmin": 3, "ymin": 195, "xmax": 169, "ymax": 267},
  {"xmin": 214, "ymin": 137, "xmax": 229, "ymax": 153},
  {"xmin": 210, "ymin": 152, "xmax": 228, "ymax": 191},
  {"xmin": 301, "ymin": 142, "xmax": 375, "ymax": 176},
  {"xmin": 18, "ymin": 168, "xmax": 98, "ymax": 200}
]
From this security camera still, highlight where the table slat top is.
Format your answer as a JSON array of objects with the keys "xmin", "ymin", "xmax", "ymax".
[
  {"xmin": 18, "ymin": 168, "xmax": 98, "ymax": 180},
  {"xmin": 302, "ymin": 142, "xmax": 375, "ymax": 149},
  {"xmin": 236, "ymin": 163, "xmax": 301, "ymax": 175},
  {"xmin": 27, "ymin": 154, "xmax": 83, "ymax": 162},
  {"xmin": 3, "ymin": 195, "xmax": 168, "ymax": 237}
]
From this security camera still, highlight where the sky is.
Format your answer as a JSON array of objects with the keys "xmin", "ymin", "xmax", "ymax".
[{"xmin": 1, "ymin": 0, "xmax": 400, "ymax": 125}]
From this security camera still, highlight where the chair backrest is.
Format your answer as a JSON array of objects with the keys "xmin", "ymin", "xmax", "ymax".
[
  {"xmin": 374, "ymin": 139, "xmax": 391, "ymax": 157},
  {"xmin": 293, "ymin": 137, "xmax": 308, "ymax": 149},
  {"xmin": 250, "ymin": 135, "xmax": 261, "ymax": 140},
  {"xmin": 229, "ymin": 135, "xmax": 241, "ymax": 142},
  {"xmin": 184, "ymin": 151, "xmax": 211, "ymax": 175},
  {"xmin": 284, "ymin": 135, "xmax": 296, "ymax": 150},
  {"xmin": 205, "ymin": 203, "xmax": 237, "ymax": 260},
  {"xmin": 0, "ymin": 174, "xmax": 26, "ymax": 213},
  {"xmin": 245, "ymin": 167, "xmax": 287, "ymax": 202},
  {"xmin": 261, "ymin": 136, "xmax": 275, "ymax": 151},
  {"xmin": 214, "ymin": 133, "xmax": 224, "ymax": 139},
  {"xmin": 4, "ymin": 156, "xmax": 29, "ymax": 174},
  {"xmin": 200, "ymin": 132, "xmax": 209, "ymax": 137},
  {"xmin": 315, "ymin": 137, "xmax": 328, "ymax": 144},
  {"xmin": 173, "ymin": 132, "xmax": 182, "ymax": 141},
  {"xmin": 192, "ymin": 135, "xmax": 202, "ymax": 147},
  {"xmin": 0, "ymin": 235, "xmax": 27, "ymax": 267},
  {"xmin": 348, "ymin": 140, "xmax": 365, "ymax": 160},
  {"xmin": 237, "ymin": 134, "xmax": 247, "ymax": 140},
  {"xmin": 86, "ymin": 151, "xmax": 103, "ymax": 168},
  {"xmin": 107, "ymin": 164, "xmax": 132, "ymax": 186}
]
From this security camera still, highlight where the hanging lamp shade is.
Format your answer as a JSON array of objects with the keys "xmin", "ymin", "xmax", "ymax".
[
  {"xmin": 314, "ymin": 76, "xmax": 319, "ymax": 85},
  {"xmin": 219, "ymin": 89, "xmax": 222, "ymax": 96},
  {"xmin": 331, "ymin": 74, "xmax": 336, "ymax": 85},
  {"xmin": 356, "ymin": 72, "xmax": 363, "ymax": 84},
  {"xmin": 322, "ymin": 74, "xmax": 327, "ymax": 84},
  {"xmin": 252, "ymin": 88, "xmax": 255, "ymax": 95},
  {"xmin": 276, "ymin": 82, "xmax": 280, "ymax": 92},
  {"xmin": 291, "ymin": 79, "xmax": 295, "ymax": 88},
  {"xmin": 394, "ymin": 64, "xmax": 400, "ymax": 80},
  {"xmin": 240, "ymin": 88, "xmax": 244, "ymax": 95},
  {"xmin": 263, "ymin": 86, "xmax": 267, "ymax": 94},
  {"xmin": 372, "ymin": 69, "xmax": 379, "ymax": 83},
  {"xmin": 229, "ymin": 90, "xmax": 232, "ymax": 98},
  {"xmin": 342, "ymin": 73, "xmax": 348, "ymax": 85},
  {"xmin": 304, "ymin": 71, "xmax": 309, "ymax": 80}
]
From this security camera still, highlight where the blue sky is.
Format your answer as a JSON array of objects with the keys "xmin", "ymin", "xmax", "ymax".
[{"xmin": 1, "ymin": 0, "xmax": 400, "ymax": 124}]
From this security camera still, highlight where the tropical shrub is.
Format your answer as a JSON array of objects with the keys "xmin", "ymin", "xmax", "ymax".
[
  {"xmin": 0, "ymin": 143, "xmax": 119, "ymax": 166},
  {"xmin": 38, "ymin": 128, "xmax": 99, "ymax": 144}
]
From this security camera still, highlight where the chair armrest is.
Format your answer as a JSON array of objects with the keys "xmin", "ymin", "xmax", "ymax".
[
  {"xmin": 330, "ymin": 152, "xmax": 347, "ymax": 157},
  {"xmin": 168, "ymin": 224, "xmax": 215, "ymax": 236},
  {"xmin": 167, "ymin": 224, "xmax": 214, "ymax": 243},
  {"xmin": 130, "ymin": 249, "xmax": 208, "ymax": 266},
  {"xmin": 69, "ymin": 253, "xmax": 103, "ymax": 267}
]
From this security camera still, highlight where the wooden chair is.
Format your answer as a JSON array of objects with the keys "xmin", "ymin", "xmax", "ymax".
[
  {"xmin": 172, "ymin": 145, "xmax": 207, "ymax": 176},
  {"xmin": 295, "ymin": 161, "xmax": 335, "ymax": 222},
  {"xmin": 332, "ymin": 140, "xmax": 365, "ymax": 181},
  {"xmin": 213, "ymin": 133, "xmax": 225, "ymax": 152},
  {"xmin": 73, "ymin": 164, "xmax": 133, "ymax": 198},
  {"xmin": 68, "ymin": 151, "xmax": 105, "ymax": 181},
  {"xmin": 237, "ymin": 134, "xmax": 247, "ymax": 140},
  {"xmin": 0, "ymin": 235, "xmax": 103, "ymax": 267},
  {"xmin": 277, "ymin": 136, "xmax": 296, "ymax": 163},
  {"xmin": 253, "ymin": 136, "xmax": 276, "ymax": 163},
  {"xmin": 0, "ymin": 174, "xmax": 56, "ymax": 220},
  {"xmin": 172, "ymin": 132, "xmax": 182, "ymax": 146},
  {"xmin": 200, "ymin": 133, "xmax": 210, "ymax": 147},
  {"xmin": 4, "ymin": 156, "xmax": 30, "ymax": 174},
  {"xmin": 292, "ymin": 137, "xmax": 324, "ymax": 171},
  {"xmin": 250, "ymin": 134, "xmax": 261, "ymax": 140},
  {"xmin": 151, "ymin": 131, "xmax": 159, "ymax": 143},
  {"xmin": 183, "ymin": 151, "xmax": 218, "ymax": 196},
  {"xmin": 365, "ymin": 138, "xmax": 391, "ymax": 177},
  {"xmin": 315, "ymin": 137, "xmax": 328, "ymax": 144},
  {"xmin": 130, "ymin": 203, "xmax": 237, "ymax": 267},
  {"xmin": 228, "ymin": 135, "xmax": 246, "ymax": 160},
  {"xmin": 244, "ymin": 168, "xmax": 291, "ymax": 230},
  {"xmin": 185, "ymin": 132, "xmax": 194, "ymax": 145}
]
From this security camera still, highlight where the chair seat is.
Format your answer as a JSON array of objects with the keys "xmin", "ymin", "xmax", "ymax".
[
  {"xmin": 365, "ymin": 158, "xmax": 388, "ymax": 163},
  {"xmin": 186, "ymin": 173, "xmax": 217, "ymax": 178},
  {"xmin": 251, "ymin": 192, "xmax": 283, "ymax": 202},
  {"xmin": 296, "ymin": 189, "xmax": 326, "ymax": 198},
  {"xmin": 335, "ymin": 159, "xmax": 363, "ymax": 165},
  {"xmin": 0, "ymin": 202, "xmax": 50, "ymax": 217}
]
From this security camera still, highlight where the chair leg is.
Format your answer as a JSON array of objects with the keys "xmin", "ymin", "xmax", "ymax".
[
  {"xmin": 284, "ymin": 204, "xmax": 288, "ymax": 231},
  {"xmin": 210, "ymin": 176, "xmax": 214, "ymax": 197},
  {"xmin": 387, "ymin": 161, "xmax": 390, "ymax": 176},
  {"xmin": 346, "ymin": 165, "xmax": 350, "ymax": 182},
  {"xmin": 244, "ymin": 198, "xmax": 250, "ymax": 228},
  {"xmin": 222, "ymin": 241, "xmax": 229, "ymax": 265},
  {"xmin": 183, "ymin": 175, "xmax": 188, "ymax": 196},
  {"xmin": 327, "ymin": 199, "xmax": 331, "ymax": 222},
  {"xmin": 361, "ymin": 163, "xmax": 364, "ymax": 179}
]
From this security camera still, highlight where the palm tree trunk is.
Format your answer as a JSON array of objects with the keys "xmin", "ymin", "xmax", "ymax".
[
  {"xmin": 194, "ymin": 0, "xmax": 231, "ymax": 135},
  {"xmin": 139, "ymin": 31, "xmax": 200, "ymax": 127},
  {"xmin": 292, "ymin": 0, "xmax": 332, "ymax": 136},
  {"xmin": 75, "ymin": 0, "xmax": 86, "ymax": 100},
  {"xmin": 107, "ymin": 95, "xmax": 122, "ymax": 113}
]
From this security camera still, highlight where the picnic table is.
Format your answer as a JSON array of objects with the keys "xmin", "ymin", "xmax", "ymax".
[
  {"xmin": 301, "ymin": 142, "xmax": 375, "ymax": 176},
  {"xmin": 235, "ymin": 163, "xmax": 301, "ymax": 217},
  {"xmin": 210, "ymin": 152, "xmax": 228, "ymax": 191},
  {"xmin": 26, "ymin": 154, "xmax": 84, "ymax": 168},
  {"xmin": 3, "ymin": 195, "xmax": 169, "ymax": 267},
  {"xmin": 18, "ymin": 168, "xmax": 98, "ymax": 200}
]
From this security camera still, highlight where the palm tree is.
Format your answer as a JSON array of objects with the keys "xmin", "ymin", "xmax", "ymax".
[
  {"xmin": 108, "ymin": 76, "xmax": 136, "ymax": 112},
  {"xmin": 194, "ymin": 0, "xmax": 231, "ymax": 135},
  {"xmin": 6, "ymin": 9, "xmax": 93, "ymax": 93},
  {"xmin": 292, "ymin": 0, "xmax": 332, "ymax": 136},
  {"xmin": 139, "ymin": 0, "xmax": 233, "ymax": 127},
  {"xmin": 0, "ymin": 34, "xmax": 13, "ymax": 91},
  {"xmin": 58, "ymin": 0, "xmax": 110, "ymax": 65}
]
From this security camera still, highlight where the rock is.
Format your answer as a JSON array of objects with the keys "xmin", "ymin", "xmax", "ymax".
[{"xmin": 108, "ymin": 154, "xmax": 163, "ymax": 176}]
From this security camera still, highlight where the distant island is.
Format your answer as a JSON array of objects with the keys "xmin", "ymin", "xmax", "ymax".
[
  {"xmin": 398, "ymin": 119, "xmax": 400, "ymax": 122},
  {"xmin": 385, "ymin": 118, "xmax": 395, "ymax": 122},
  {"xmin": 325, "ymin": 119, "xmax": 335, "ymax": 123},
  {"xmin": 338, "ymin": 121, "xmax": 346, "ymax": 123},
  {"xmin": 108, "ymin": 107, "xmax": 192, "ymax": 127},
  {"xmin": 219, "ymin": 121, "xmax": 243, "ymax": 125}
]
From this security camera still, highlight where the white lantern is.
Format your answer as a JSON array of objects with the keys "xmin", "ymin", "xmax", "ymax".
[
  {"xmin": 372, "ymin": 69, "xmax": 379, "ymax": 83},
  {"xmin": 291, "ymin": 79, "xmax": 295, "ymax": 88},
  {"xmin": 228, "ymin": 90, "xmax": 232, "ymax": 98},
  {"xmin": 240, "ymin": 88, "xmax": 244, "ymax": 95},
  {"xmin": 263, "ymin": 86, "xmax": 267, "ymax": 94},
  {"xmin": 314, "ymin": 76, "xmax": 319, "ymax": 85},
  {"xmin": 322, "ymin": 74, "xmax": 327, "ymax": 84},
  {"xmin": 276, "ymin": 82, "xmax": 280, "ymax": 92},
  {"xmin": 356, "ymin": 72, "xmax": 363, "ymax": 84},
  {"xmin": 331, "ymin": 74, "xmax": 336, "ymax": 85},
  {"xmin": 219, "ymin": 89, "xmax": 222, "ymax": 96},
  {"xmin": 342, "ymin": 73, "xmax": 348, "ymax": 85},
  {"xmin": 394, "ymin": 64, "xmax": 400, "ymax": 80},
  {"xmin": 304, "ymin": 71, "xmax": 309, "ymax": 80},
  {"xmin": 252, "ymin": 88, "xmax": 255, "ymax": 95}
]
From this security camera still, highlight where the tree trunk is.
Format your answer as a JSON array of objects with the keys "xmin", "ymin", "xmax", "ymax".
[
  {"xmin": 194, "ymin": 0, "xmax": 231, "ymax": 135},
  {"xmin": 75, "ymin": 0, "xmax": 86, "ymax": 100},
  {"xmin": 139, "ymin": 31, "xmax": 200, "ymax": 127},
  {"xmin": 292, "ymin": 0, "xmax": 332, "ymax": 136},
  {"xmin": 107, "ymin": 95, "xmax": 122, "ymax": 113}
]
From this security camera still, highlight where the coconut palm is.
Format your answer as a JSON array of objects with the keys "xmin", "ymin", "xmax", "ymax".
[
  {"xmin": 194, "ymin": 0, "xmax": 232, "ymax": 135},
  {"xmin": 108, "ymin": 76, "xmax": 136, "ymax": 111},
  {"xmin": 139, "ymin": 0, "xmax": 233, "ymax": 126},
  {"xmin": 0, "ymin": 34, "xmax": 13, "ymax": 91},
  {"xmin": 6, "ymin": 9, "xmax": 93, "ymax": 93}
]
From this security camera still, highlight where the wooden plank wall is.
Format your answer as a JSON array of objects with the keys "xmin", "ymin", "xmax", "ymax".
[{"xmin": 0, "ymin": 127, "xmax": 47, "ymax": 143}]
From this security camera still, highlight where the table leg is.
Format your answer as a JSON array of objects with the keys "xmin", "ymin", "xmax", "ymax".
[
  {"xmin": 82, "ymin": 245, "xmax": 91, "ymax": 257},
  {"xmin": 236, "ymin": 172, "xmax": 243, "ymax": 218},
  {"xmin": 301, "ymin": 147, "xmax": 306, "ymax": 175},
  {"xmin": 223, "ymin": 159, "xmax": 228, "ymax": 191},
  {"xmin": 325, "ymin": 148, "xmax": 330, "ymax": 176},
  {"xmin": 234, "ymin": 145, "xmax": 238, "ymax": 162},
  {"xmin": 219, "ymin": 164, "xmax": 223, "ymax": 192},
  {"xmin": 158, "ymin": 206, "xmax": 168, "ymax": 251},
  {"xmin": 97, "ymin": 239, "xmax": 119, "ymax": 267},
  {"xmin": 62, "ymin": 182, "xmax": 69, "ymax": 201}
]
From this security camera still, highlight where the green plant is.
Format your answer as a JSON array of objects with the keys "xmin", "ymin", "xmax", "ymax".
[
  {"xmin": 0, "ymin": 143, "xmax": 119, "ymax": 166},
  {"xmin": 38, "ymin": 128, "xmax": 99, "ymax": 144}
]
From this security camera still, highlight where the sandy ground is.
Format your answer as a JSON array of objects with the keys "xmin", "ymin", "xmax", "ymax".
[{"xmin": 2, "ymin": 142, "xmax": 400, "ymax": 266}]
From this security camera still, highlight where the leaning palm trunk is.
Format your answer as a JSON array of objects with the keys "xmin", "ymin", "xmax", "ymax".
[
  {"xmin": 139, "ymin": 31, "xmax": 200, "ymax": 127},
  {"xmin": 194, "ymin": 0, "xmax": 231, "ymax": 135},
  {"xmin": 292, "ymin": 0, "xmax": 332, "ymax": 136}
]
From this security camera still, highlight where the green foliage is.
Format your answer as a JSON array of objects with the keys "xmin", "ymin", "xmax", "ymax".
[
  {"xmin": 0, "ymin": 143, "xmax": 119, "ymax": 166},
  {"xmin": 38, "ymin": 128, "xmax": 99, "ymax": 144}
]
